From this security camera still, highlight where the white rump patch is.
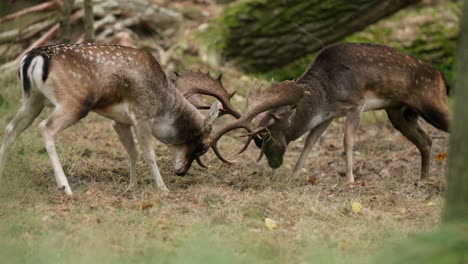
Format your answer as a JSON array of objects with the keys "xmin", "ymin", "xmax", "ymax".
[
  {"xmin": 364, "ymin": 97, "xmax": 390, "ymax": 111},
  {"xmin": 28, "ymin": 56, "xmax": 44, "ymax": 87},
  {"xmin": 28, "ymin": 56, "xmax": 58, "ymax": 105}
]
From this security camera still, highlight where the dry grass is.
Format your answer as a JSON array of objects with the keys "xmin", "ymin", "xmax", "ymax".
[{"xmin": 0, "ymin": 66, "xmax": 450, "ymax": 263}]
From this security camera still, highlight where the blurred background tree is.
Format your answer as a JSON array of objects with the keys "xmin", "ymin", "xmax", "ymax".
[
  {"xmin": 444, "ymin": 0, "xmax": 468, "ymax": 223},
  {"xmin": 60, "ymin": 0, "xmax": 75, "ymax": 43},
  {"xmin": 83, "ymin": 0, "xmax": 94, "ymax": 43}
]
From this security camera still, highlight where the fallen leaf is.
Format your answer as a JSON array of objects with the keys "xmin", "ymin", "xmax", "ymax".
[
  {"xmin": 351, "ymin": 202, "xmax": 362, "ymax": 214},
  {"xmin": 435, "ymin": 152, "xmax": 447, "ymax": 161},
  {"xmin": 352, "ymin": 180, "xmax": 365, "ymax": 186},
  {"xmin": 141, "ymin": 201, "xmax": 153, "ymax": 210},
  {"xmin": 306, "ymin": 176, "xmax": 317, "ymax": 185},
  {"xmin": 427, "ymin": 201, "xmax": 435, "ymax": 206},
  {"xmin": 264, "ymin": 218, "xmax": 278, "ymax": 230}
]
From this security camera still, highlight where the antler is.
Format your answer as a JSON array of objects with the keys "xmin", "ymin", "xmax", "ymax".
[
  {"xmin": 172, "ymin": 71, "xmax": 241, "ymax": 118},
  {"xmin": 186, "ymin": 94, "xmax": 211, "ymax": 110},
  {"xmin": 209, "ymin": 80, "xmax": 305, "ymax": 162}
]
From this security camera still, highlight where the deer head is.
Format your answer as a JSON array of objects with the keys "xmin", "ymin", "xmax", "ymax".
[
  {"xmin": 169, "ymin": 71, "xmax": 241, "ymax": 174},
  {"xmin": 209, "ymin": 80, "xmax": 304, "ymax": 165},
  {"xmin": 172, "ymin": 101, "xmax": 221, "ymax": 175}
]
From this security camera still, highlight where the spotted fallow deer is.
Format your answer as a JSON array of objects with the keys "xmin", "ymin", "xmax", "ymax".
[
  {"xmin": 230, "ymin": 43, "xmax": 450, "ymax": 183},
  {"xmin": 0, "ymin": 43, "xmax": 238, "ymax": 196}
]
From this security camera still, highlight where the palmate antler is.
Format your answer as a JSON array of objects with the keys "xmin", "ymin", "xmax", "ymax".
[
  {"xmin": 209, "ymin": 80, "xmax": 305, "ymax": 163},
  {"xmin": 172, "ymin": 71, "xmax": 241, "ymax": 118}
]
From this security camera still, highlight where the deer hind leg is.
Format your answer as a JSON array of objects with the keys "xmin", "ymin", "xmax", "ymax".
[
  {"xmin": 344, "ymin": 107, "xmax": 363, "ymax": 183},
  {"xmin": 0, "ymin": 93, "xmax": 45, "ymax": 178},
  {"xmin": 112, "ymin": 121, "xmax": 138, "ymax": 193},
  {"xmin": 292, "ymin": 119, "xmax": 332, "ymax": 177},
  {"xmin": 39, "ymin": 105, "xmax": 89, "ymax": 196},
  {"xmin": 132, "ymin": 121, "xmax": 169, "ymax": 194},
  {"xmin": 386, "ymin": 107, "xmax": 432, "ymax": 179}
]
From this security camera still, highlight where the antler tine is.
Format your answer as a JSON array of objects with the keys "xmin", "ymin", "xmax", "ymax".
[
  {"xmin": 236, "ymin": 136, "xmax": 252, "ymax": 154},
  {"xmin": 233, "ymin": 83, "xmax": 267, "ymax": 154},
  {"xmin": 210, "ymin": 117, "xmax": 254, "ymax": 163},
  {"xmin": 196, "ymin": 156, "xmax": 209, "ymax": 168},
  {"xmin": 210, "ymin": 79, "xmax": 264, "ymax": 156},
  {"xmin": 188, "ymin": 88, "xmax": 241, "ymax": 118},
  {"xmin": 174, "ymin": 71, "xmax": 241, "ymax": 119},
  {"xmin": 210, "ymin": 80, "xmax": 305, "ymax": 163}
]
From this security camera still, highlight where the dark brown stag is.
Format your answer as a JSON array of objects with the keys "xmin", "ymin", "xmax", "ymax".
[{"xmin": 239, "ymin": 43, "xmax": 450, "ymax": 183}]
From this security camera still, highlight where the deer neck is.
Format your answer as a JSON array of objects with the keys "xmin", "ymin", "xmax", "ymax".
[
  {"xmin": 285, "ymin": 77, "xmax": 327, "ymax": 142},
  {"xmin": 151, "ymin": 87, "xmax": 205, "ymax": 145}
]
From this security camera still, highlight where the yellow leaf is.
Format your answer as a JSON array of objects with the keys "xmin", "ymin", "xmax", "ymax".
[
  {"xmin": 264, "ymin": 218, "xmax": 278, "ymax": 230},
  {"xmin": 435, "ymin": 152, "xmax": 447, "ymax": 161},
  {"xmin": 141, "ymin": 201, "xmax": 153, "ymax": 210},
  {"xmin": 351, "ymin": 202, "xmax": 362, "ymax": 214}
]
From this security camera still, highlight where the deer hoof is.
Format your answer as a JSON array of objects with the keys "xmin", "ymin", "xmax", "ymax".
[
  {"xmin": 120, "ymin": 182, "xmax": 137, "ymax": 196},
  {"xmin": 159, "ymin": 187, "xmax": 170, "ymax": 197},
  {"xmin": 59, "ymin": 185, "xmax": 73, "ymax": 196}
]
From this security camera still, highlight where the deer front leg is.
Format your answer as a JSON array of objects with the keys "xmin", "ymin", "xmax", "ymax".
[
  {"xmin": 132, "ymin": 122, "xmax": 169, "ymax": 194},
  {"xmin": 0, "ymin": 93, "xmax": 44, "ymax": 178},
  {"xmin": 39, "ymin": 107, "xmax": 85, "ymax": 196},
  {"xmin": 112, "ymin": 121, "xmax": 138, "ymax": 193},
  {"xmin": 344, "ymin": 107, "xmax": 363, "ymax": 183},
  {"xmin": 292, "ymin": 119, "xmax": 332, "ymax": 177}
]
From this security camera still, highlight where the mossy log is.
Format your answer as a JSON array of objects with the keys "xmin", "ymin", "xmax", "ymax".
[{"xmin": 206, "ymin": 0, "xmax": 418, "ymax": 72}]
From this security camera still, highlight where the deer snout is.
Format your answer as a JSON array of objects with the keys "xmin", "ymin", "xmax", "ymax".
[
  {"xmin": 174, "ymin": 160, "xmax": 193, "ymax": 176},
  {"xmin": 267, "ymin": 157, "xmax": 283, "ymax": 169},
  {"xmin": 175, "ymin": 169, "xmax": 187, "ymax": 176}
]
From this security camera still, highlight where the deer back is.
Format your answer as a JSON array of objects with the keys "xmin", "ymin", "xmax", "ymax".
[{"xmin": 20, "ymin": 44, "xmax": 175, "ymax": 116}]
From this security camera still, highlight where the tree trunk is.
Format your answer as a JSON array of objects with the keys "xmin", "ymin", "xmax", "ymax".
[
  {"xmin": 443, "ymin": 0, "xmax": 468, "ymax": 223},
  {"xmin": 84, "ymin": 0, "xmax": 95, "ymax": 43},
  {"xmin": 60, "ymin": 0, "xmax": 75, "ymax": 43},
  {"xmin": 211, "ymin": 0, "xmax": 418, "ymax": 72}
]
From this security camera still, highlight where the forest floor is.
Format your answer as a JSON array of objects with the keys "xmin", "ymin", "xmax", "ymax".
[{"xmin": 0, "ymin": 1, "xmax": 452, "ymax": 263}]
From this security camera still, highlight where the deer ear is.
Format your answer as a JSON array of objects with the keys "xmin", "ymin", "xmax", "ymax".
[
  {"xmin": 169, "ymin": 71, "xmax": 179, "ymax": 81},
  {"xmin": 203, "ymin": 101, "xmax": 220, "ymax": 134}
]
